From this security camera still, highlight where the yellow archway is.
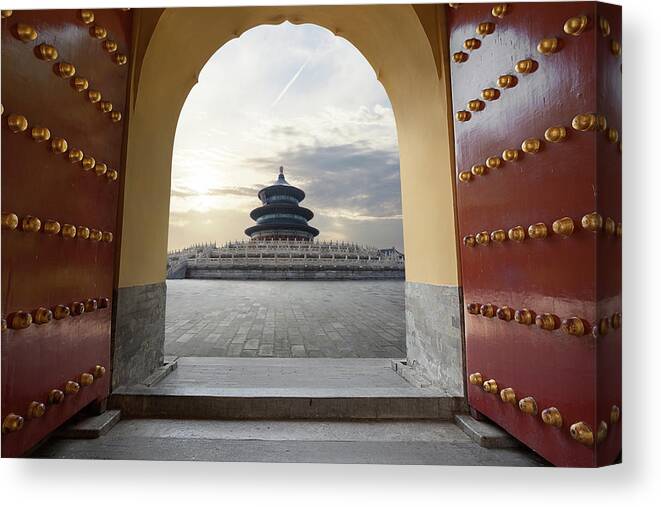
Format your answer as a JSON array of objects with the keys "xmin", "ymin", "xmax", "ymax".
[{"xmin": 114, "ymin": 5, "xmax": 464, "ymax": 395}]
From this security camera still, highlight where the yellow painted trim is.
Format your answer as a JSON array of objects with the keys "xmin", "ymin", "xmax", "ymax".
[{"xmin": 118, "ymin": 5, "xmax": 458, "ymax": 288}]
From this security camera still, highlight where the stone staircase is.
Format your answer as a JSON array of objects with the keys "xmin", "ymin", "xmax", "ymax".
[
  {"xmin": 31, "ymin": 357, "xmax": 547, "ymax": 465},
  {"xmin": 109, "ymin": 357, "xmax": 465, "ymax": 420}
]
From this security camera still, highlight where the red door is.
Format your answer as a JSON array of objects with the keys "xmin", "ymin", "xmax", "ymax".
[
  {"xmin": 447, "ymin": 2, "xmax": 621, "ymax": 467},
  {"xmin": 1, "ymin": 8, "xmax": 131, "ymax": 457}
]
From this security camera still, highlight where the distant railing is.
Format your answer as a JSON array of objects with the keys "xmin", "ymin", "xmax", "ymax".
[
  {"xmin": 168, "ymin": 239, "xmax": 401, "ymax": 256},
  {"xmin": 167, "ymin": 239, "xmax": 405, "ymax": 274},
  {"xmin": 189, "ymin": 257, "xmax": 403, "ymax": 269}
]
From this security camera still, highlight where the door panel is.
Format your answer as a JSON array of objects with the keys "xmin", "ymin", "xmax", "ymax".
[
  {"xmin": 594, "ymin": 1, "xmax": 622, "ymax": 468},
  {"xmin": 1, "ymin": 8, "xmax": 131, "ymax": 457},
  {"xmin": 447, "ymin": 2, "xmax": 621, "ymax": 467}
]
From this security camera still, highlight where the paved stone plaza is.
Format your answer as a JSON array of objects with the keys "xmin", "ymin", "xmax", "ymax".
[{"xmin": 165, "ymin": 280, "xmax": 405, "ymax": 358}]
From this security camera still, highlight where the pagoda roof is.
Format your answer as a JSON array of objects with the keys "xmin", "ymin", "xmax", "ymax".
[
  {"xmin": 250, "ymin": 203, "xmax": 314, "ymax": 221},
  {"xmin": 245, "ymin": 223, "xmax": 319, "ymax": 237},
  {"xmin": 258, "ymin": 166, "xmax": 305, "ymax": 202}
]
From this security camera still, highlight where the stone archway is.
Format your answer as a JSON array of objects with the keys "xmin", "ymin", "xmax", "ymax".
[{"xmin": 113, "ymin": 5, "xmax": 464, "ymax": 396}]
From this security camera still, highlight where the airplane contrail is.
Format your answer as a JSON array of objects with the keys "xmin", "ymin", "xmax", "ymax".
[{"xmin": 271, "ymin": 55, "xmax": 312, "ymax": 108}]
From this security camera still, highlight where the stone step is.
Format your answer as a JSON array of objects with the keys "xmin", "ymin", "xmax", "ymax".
[
  {"xmin": 110, "ymin": 390, "xmax": 465, "ymax": 420},
  {"xmin": 33, "ymin": 418, "xmax": 546, "ymax": 466},
  {"xmin": 454, "ymin": 414, "xmax": 520, "ymax": 449},
  {"xmin": 109, "ymin": 357, "xmax": 466, "ymax": 420},
  {"xmin": 56, "ymin": 410, "xmax": 121, "ymax": 439}
]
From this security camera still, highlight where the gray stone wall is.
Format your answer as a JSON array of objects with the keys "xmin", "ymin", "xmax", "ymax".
[
  {"xmin": 186, "ymin": 268, "xmax": 404, "ymax": 281},
  {"xmin": 405, "ymin": 281, "xmax": 465, "ymax": 396},
  {"xmin": 111, "ymin": 282, "xmax": 166, "ymax": 389}
]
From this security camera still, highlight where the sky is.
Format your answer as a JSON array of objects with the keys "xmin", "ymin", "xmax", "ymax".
[{"xmin": 168, "ymin": 22, "xmax": 403, "ymax": 252}]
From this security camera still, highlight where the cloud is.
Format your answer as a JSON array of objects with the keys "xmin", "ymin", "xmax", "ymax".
[
  {"xmin": 268, "ymin": 125, "xmax": 303, "ymax": 138},
  {"xmin": 244, "ymin": 142, "xmax": 402, "ymax": 220}
]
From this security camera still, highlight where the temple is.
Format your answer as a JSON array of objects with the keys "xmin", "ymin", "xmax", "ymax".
[
  {"xmin": 167, "ymin": 167, "xmax": 404, "ymax": 280},
  {"xmin": 245, "ymin": 166, "xmax": 319, "ymax": 241}
]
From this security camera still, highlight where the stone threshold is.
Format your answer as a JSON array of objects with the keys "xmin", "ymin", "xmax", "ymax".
[
  {"xmin": 109, "ymin": 357, "xmax": 466, "ymax": 421},
  {"xmin": 110, "ymin": 392, "xmax": 465, "ymax": 420}
]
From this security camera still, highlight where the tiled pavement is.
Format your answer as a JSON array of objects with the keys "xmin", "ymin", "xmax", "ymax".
[{"xmin": 164, "ymin": 280, "xmax": 406, "ymax": 358}]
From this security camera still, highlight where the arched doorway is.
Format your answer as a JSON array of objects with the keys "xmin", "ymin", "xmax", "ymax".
[
  {"xmin": 113, "ymin": 5, "xmax": 463, "ymax": 395},
  {"xmin": 165, "ymin": 21, "xmax": 406, "ymax": 359}
]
